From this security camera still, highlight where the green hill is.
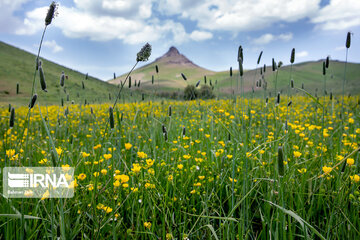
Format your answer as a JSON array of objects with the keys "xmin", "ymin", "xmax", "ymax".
[
  {"xmin": 110, "ymin": 46, "xmax": 360, "ymax": 97},
  {"xmin": 0, "ymin": 41, "xmax": 119, "ymax": 105}
]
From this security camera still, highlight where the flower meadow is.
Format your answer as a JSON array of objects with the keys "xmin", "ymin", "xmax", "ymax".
[
  {"xmin": 1, "ymin": 95, "xmax": 360, "ymax": 239},
  {"xmin": 1, "ymin": 1, "xmax": 360, "ymax": 239}
]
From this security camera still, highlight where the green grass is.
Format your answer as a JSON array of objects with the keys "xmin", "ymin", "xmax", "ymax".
[{"xmin": 0, "ymin": 41, "xmax": 121, "ymax": 105}]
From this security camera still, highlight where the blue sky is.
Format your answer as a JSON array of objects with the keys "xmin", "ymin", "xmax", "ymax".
[{"xmin": 0, "ymin": 0, "xmax": 359, "ymax": 80}]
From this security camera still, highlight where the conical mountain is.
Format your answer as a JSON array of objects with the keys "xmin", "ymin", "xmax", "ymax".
[{"xmin": 109, "ymin": 46, "xmax": 215, "ymax": 89}]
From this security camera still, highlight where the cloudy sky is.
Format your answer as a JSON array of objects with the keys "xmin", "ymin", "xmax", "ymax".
[{"xmin": 0, "ymin": 0, "xmax": 359, "ymax": 80}]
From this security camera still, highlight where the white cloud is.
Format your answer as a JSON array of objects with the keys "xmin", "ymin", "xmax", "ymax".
[
  {"xmin": 297, "ymin": 51, "xmax": 309, "ymax": 58},
  {"xmin": 278, "ymin": 33, "xmax": 293, "ymax": 41},
  {"xmin": 335, "ymin": 46, "xmax": 346, "ymax": 51},
  {"xmin": 158, "ymin": 0, "xmax": 320, "ymax": 32},
  {"xmin": 253, "ymin": 34, "xmax": 275, "ymax": 45},
  {"xmin": 253, "ymin": 33, "xmax": 293, "ymax": 45},
  {"xmin": 0, "ymin": 0, "xmax": 31, "ymax": 33},
  {"xmin": 311, "ymin": 0, "xmax": 360, "ymax": 30},
  {"xmin": 189, "ymin": 30, "xmax": 213, "ymax": 41},
  {"xmin": 43, "ymin": 40, "xmax": 63, "ymax": 53}
]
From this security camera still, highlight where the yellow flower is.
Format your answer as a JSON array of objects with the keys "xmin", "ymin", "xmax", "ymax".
[
  {"xmin": 137, "ymin": 151, "xmax": 148, "ymax": 159},
  {"xmin": 322, "ymin": 166, "xmax": 332, "ymax": 175},
  {"xmin": 103, "ymin": 154, "xmax": 112, "ymax": 160},
  {"xmin": 93, "ymin": 172, "xmax": 99, "ymax": 177},
  {"xmin": 347, "ymin": 158, "xmax": 355, "ymax": 166},
  {"xmin": 177, "ymin": 164, "xmax": 183, "ymax": 170},
  {"xmin": 168, "ymin": 175, "xmax": 173, "ymax": 181},
  {"xmin": 24, "ymin": 190, "xmax": 34, "ymax": 197},
  {"xmin": 193, "ymin": 182, "xmax": 201, "ymax": 187},
  {"xmin": 39, "ymin": 158, "xmax": 48, "ymax": 164},
  {"xmin": 103, "ymin": 206, "xmax": 113, "ymax": 213},
  {"xmin": 115, "ymin": 174, "xmax": 129, "ymax": 183},
  {"xmin": 41, "ymin": 190, "xmax": 50, "ymax": 200},
  {"xmin": 93, "ymin": 144, "xmax": 102, "ymax": 150},
  {"xmin": 348, "ymin": 118, "xmax": 354, "ymax": 124},
  {"xmin": 101, "ymin": 169, "xmax": 108, "ymax": 175},
  {"xmin": 229, "ymin": 177, "xmax": 237, "ymax": 183},
  {"xmin": 131, "ymin": 163, "xmax": 141, "ymax": 173},
  {"xmin": 113, "ymin": 180, "xmax": 121, "ymax": 187},
  {"xmin": 56, "ymin": 147, "xmax": 63, "ymax": 156},
  {"xmin": 146, "ymin": 159, "xmax": 154, "ymax": 167},
  {"xmin": 198, "ymin": 176, "xmax": 205, "ymax": 180},
  {"xmin": 61, "ymin": 164, "xmax": 70, "ymax": 171},
  {"xmin": 125, "ymin": 143, "xmax": 132, "ymax": 150},
  {"xmin": 190, "ymin": 190, "xmax": 196, "ymax": 194},
  {"xmin": 88, "ymin": 184, "xmax": 94, "ymax": 191},
  {"xmin": 144, "ymin": 222, "xmax": 152, "ymax": 229},
  {"xmin": 227, "ymin": 155, "xmax": 233, "ymax": 159},
  {"xmin": 145, "ymin": 183, "xmax": 155, "ymax": 189},
  {"xmin": 293, "ymin": 151, "xmax": 302, "ymax": 158},
  {"xmin": 77, "ymin": 173, "xmax": 86, "ymax": 180},
  {"xmin": 350, "ymin": 175, "xmax": 360, "ymax": 183},
  {"xmin": 82, "ymin": 152, "xmax": 90, "ymax": 158},
  {"xmin": 297, "ymin": 168, "xmax": 307, "ymax": 174},
  {"xmin": 6, "ymin": 149, "xmax": 15, "ymax": 158}
]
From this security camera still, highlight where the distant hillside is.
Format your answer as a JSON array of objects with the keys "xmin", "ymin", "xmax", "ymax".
[
  {"xmin": 0, "ymin": 41, "xmax": 118, "ymax": 105},
  {"xmin": 110, "ymin": 46, "xmax": 360, "ymax": 96},
  {"xmin": 109, "ymin": 46, "xmax": 217, "ymax": 89}
]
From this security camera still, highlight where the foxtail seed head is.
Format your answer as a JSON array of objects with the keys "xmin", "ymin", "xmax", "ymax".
[
  {"xmin": 109, "ymin": 107, "xmax": 114, "ymax": 129},
  {"xmin": 277, "ymin": 146, "xmax": 284, "ymax": 177},
  {"xmin": 29, "ymin": 94, "xmax": 38, "ymax": 109},
  {"xmin": 181, "ymin": 73, "xmax": 187, "ymax": 81},
  {"xmin": 346, "ymin": 32, "xmax": 351, "ymax": 49},
  {"xmin": 257, "ymin": 51, "xmax": 263, "ymax": 65},
  {"xmin": 45, "ymin": 1, "xmax": 58, "ymax": 26},
  {"xmin": 39, "ymin": 66, "xmax": 47, "ymax": 92},
  {"xmin": 9, "ymin": 107, "xmax": 15, "ymax": 128},
  {"xmin": 60, "ymin": 71, "xmax": 65, "ymax": 87},
  {"xmin": 136, "ymin": 43, "xmax": 152, "ymax": 62},
  {"xmin": 290, "ymin": 48, "xmax": 295, "ymax": 64}
]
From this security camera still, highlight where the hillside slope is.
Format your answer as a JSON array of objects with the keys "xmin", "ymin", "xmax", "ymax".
[{"xmin": 0, "ymin": 41, "xmax": 118, "ymax": 105}]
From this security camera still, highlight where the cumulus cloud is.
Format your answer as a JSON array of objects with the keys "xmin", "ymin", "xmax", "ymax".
[
  {"xmin": 158, "ymin": 0, "xmax": 320, "ymax": 32},
  {"xmin": 297, "ymin": 51, "xmax": 309, "ymax": 58},
  {"xmin": 15, "ymin": 2, "xmax": 212, "ymax": 45},
  {"xmin": 189, "ymin": 31, "xmax": 213, "ymax": 41},
  {"xmin": 253, "ymin": 33, "xmax": 293, "ymax": 45},
  {"xmin": 43, "ymin": 40, "xmax": 63, "ymax": 53},
  {"xmin": 0, "ymin": 0, "xmax": 31, "ymax": 33},
  {"xmin": 311, "ymin": 0, "xmax": 360, "ymax": 30}
]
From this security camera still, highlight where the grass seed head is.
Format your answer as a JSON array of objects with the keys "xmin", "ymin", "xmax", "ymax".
[
  {"xmin": 257, "ymin": 51, "xmax": 263, "ymax": 65},
  {"xmin": 9, "ymin": 107, "xmax": 15, "ymax": 128},
  {"xmin": 82, "ymin": 81, "xmax": 85, "ymax": 89},
  {"xmin": 129, "ymin": 76, "xmax": 132, "ymax": 88},
  {"xmin": 196, "ymin": 80, "xmax": 201, "ymax": 87},
  {"xmin": 346, "ymin": 32, "xmax": 351, "ymax": 48},
  {"xmin": 276, "ymin": 92, "xmax": 280, "ymax": 105},
  {"xmin": 168, "ymin": 105, "xmax": 172, "ymax": 117},
  {"xmin": 39, "ymin": 66, "xmax": 47, "ymax": 92},
  {"xmin": 151, "ymin": 75, "xmax": 154, "ymax": 84},
  {"xmin": 290, "ymin": 48, "xmax": 295, "ymax": 64},
  {"xmin": 239, "ymin": 62, "xmax": 243, "ymax": 76},
  {"xmin": 60, "ymin": 71, "xmax": 65, "ymax": 87},
  {"xmin": 155, "ymin": 65, "xmax": 159, "ymax": 73},
  {"xmin": 16, "ymin": 83, "xmax": 19, "ymax": 94},
  {"xmin": 181, "ymin": 73, "xmax": 187, "ymax": 81},
  {"xmin": 204, "ymin": 75, "xmax": 207, "ymax": 84},
  {"xmin": 230, "ymin": 67, "xmax": 232, "ymax": 77},
  {"xmin": 45, "ymin": 1, "xmax": 58, "ymax": 26},
  {"xmin": 272, "ymin": 58, "xmax": 276, "ymax": 71},
  {"xmin": 277, "ymin": 146, "xmax": 284, "ymax": 177},
  {"xmin": 109, "ymin": 107, "xmax": 114, "ymax": 129},
  {"xmin": 137, "ymin": 43, "xmax": 152, "ymax": 62},
  {"xmin": 326, "ymin": 56, "xmax": 330, "ymax": 68},
  {"xmin": 323, "ymin": 62, "xmax": 326, "ymax": 75},
  {"xmin": 291, "ymin": 79, "xmax": 294, "ymax": 88},
  {"xmin": 237, "ymin": 45, "xmax": 243, "ymax": 63},
  {"xmin": 29, "ymin": 94, "xmax": 38, "ymax": 109},
  {"xmin": 263, "ymin": 64, "xmax": 266, "ymax": 73}
]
